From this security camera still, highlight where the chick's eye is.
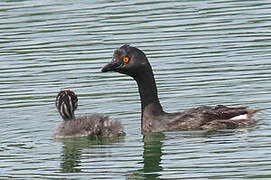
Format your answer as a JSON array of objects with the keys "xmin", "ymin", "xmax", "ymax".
[{"xmin": 123, "ymin": 57, "xmax": 129, "ymax": 63}]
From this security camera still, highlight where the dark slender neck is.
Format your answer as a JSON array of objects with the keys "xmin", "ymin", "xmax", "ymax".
[{"xmin": 133, "ymin": 66, "xmax": 164, "ymax": 119}]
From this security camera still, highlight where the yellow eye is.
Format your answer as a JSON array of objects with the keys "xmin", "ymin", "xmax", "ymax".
[{"xmin": 123, "ymin": 57, "xmax": 129, "ymax": 63}]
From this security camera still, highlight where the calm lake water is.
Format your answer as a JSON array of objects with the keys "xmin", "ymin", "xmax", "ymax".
[{"xmin": 1, "ymin": 0, "xmax": 271, "ymax": 179}]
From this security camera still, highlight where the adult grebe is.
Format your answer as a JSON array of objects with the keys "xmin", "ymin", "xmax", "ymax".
[{"xmin": 102, "ymin": 45, "xmax": 260, "ymax": 132}]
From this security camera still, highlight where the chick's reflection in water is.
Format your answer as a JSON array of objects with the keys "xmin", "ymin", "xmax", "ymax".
[
  {"xmin": 60, "ymin": 139, "xmax": 82, "ymax": 173},
  {"xmin": 59, "ymin": 137, "xmax": 125, "ymax": 173}
]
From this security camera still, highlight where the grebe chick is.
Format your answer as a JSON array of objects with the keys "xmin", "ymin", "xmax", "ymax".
[
  {"xmin": 54, "ymin": 90, "xmax": 125, "ymax": 138},
  {"xmin": 102, "ymin": 45, "xmax": 261, "ymax": 132}
]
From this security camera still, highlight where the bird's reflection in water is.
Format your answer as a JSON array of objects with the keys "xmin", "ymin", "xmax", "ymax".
[
  {"xmin": 127, "ymin": 130, "xmax": 244, "ymax": 179},
  {"xmin": 57, "ymin": 136, "xmax": 125, "ymax": 173},
  {"xmin": 140, "ymin": 132, "xmax": 165, "ymax": 179},
  {"xmin": 143, "ymin": 132, "xmax": 164, "ymax": 177}
]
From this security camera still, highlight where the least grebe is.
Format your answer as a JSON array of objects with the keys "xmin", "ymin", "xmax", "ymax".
[
  {"xmin": 54, "ymin": 90, "xmax": 125, "ymax": 138},
  {"xmin": 102, "ymin": 45, "xmax": 260, "ymax": 132}
]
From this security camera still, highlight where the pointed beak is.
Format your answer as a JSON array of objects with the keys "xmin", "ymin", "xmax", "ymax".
[{"xmin": 101, "ymin": 59, "xmax": 121, "ymax": 72}]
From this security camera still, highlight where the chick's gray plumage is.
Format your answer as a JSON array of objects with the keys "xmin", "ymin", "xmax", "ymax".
[
  {"xmin": 54, "ymin": 90, "xmax": 125, "ymax": 138},
  {"xmin": 54, "ymin": 114, "xmax": 124, "ymax": 138}
]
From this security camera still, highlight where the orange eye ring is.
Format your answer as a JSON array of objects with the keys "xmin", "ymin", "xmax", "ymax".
[{"xmin": 123, "ymin": 57, "xmax": 129, "ymax": 63}]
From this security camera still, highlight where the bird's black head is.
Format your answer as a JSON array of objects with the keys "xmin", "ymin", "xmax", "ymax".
[
  {"xmin": 56, "ymin": 90, "xmax": 78, "ymax": 121},
  {"xmin": 101, "ymin": 45, "xmax": 151, "ymax": 77}
]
